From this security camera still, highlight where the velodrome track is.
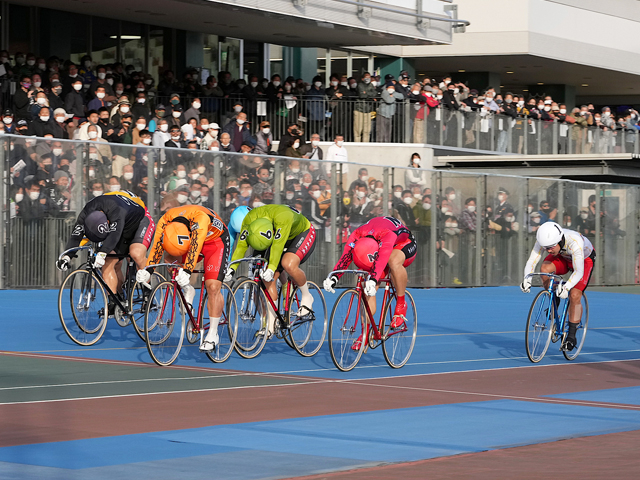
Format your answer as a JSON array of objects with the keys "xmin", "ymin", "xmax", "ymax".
[{"xmin": 1, "ymin": 285, "xmax": 639, "ymax": 479}]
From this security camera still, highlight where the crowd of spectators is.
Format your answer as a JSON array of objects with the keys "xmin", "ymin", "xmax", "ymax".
[
  {"xmin": 1, "ymin": 51, "xmax": 631, "ymax": 286},
  {"xmin": 0, "ymin": 50, "xmax": 638, "ymax": 152}
]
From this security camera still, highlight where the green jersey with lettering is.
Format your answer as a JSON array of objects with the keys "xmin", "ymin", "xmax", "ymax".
[{"xmin": 231, "ymin": 204, "xmax": 311, "ymax": 272}]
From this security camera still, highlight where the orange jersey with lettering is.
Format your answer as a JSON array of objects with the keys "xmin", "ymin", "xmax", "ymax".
[{"xmin": 147, "ymin": 205, "xmax": 227, "ymax": 273}]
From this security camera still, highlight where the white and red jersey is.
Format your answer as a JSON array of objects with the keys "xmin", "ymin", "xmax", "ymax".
[
  {"xmin": 524, "ymin": 228, "xmax": 595, "ymax": 290},
  {"xmin": 332, "ymin": 216, "xmax": 412, "ymax": 281}
]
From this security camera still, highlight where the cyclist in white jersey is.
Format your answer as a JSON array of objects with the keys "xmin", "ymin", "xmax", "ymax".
[{"xmin": 520, "ymin": 222, "xmax": 596, "ymax": 351}]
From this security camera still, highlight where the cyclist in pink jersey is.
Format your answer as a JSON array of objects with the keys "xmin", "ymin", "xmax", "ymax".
[{"xmin": 324, "ymin": 216, "xmax": 417, "ymax": 348}]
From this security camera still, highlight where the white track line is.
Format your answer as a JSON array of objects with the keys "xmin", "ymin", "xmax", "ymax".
[
  {"xmin": 0, "ymin": 380, "xmax": 332, "ymax": 406},
  {"xmin": 342, "ymin": 380, "xmax": 640, "ymax": 411}
]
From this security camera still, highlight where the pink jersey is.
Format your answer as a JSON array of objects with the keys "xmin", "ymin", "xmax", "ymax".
[{"xmin": 332, "ymin": 216, "xmax": 413, "ymax": 281}]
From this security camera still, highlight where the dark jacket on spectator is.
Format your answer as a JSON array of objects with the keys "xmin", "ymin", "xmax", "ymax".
[
  {"xmin": 13, "ymin": 88, "xmax": 31, "ymax": 120},
  {"xmin": 29, "ymin": 117, "xmax": 54, "ymax": 137},
  {"xmin": 222, "ymin": 121, "xmax": 256, "ymax": 151},
  {"xmin": 64, "ymin": 90, "xmax": 85, "ymax": 118},
  {"xmin": 441, "ymin": 90, "xmax": 459, "ymax": 111},
  {"xmin": 47, "ymin": 92, "xmax": 64, "ymax": 111}
]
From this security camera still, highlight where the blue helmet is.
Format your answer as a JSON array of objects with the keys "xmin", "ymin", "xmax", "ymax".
[{"xmin": 229, "ymin": 206, "xmax": 250, "ymax": 234}]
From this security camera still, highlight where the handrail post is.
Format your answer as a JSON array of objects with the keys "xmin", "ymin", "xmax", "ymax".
[
  {"xmin": 594, "ymin": 184, "xmax": 602, "ymax": 285},
  {"xmin": 0, "ymin": 138, "xmax": 5, "ymax": 289},
  {"xmin": 382, "ymin": 167, "xmax": 389, "ymax": 215},
  {"xmin": 429, "ymin": 170, "xmax": 438, "ymax": 287},
  {"xmin": 147, "ymin": 146, "xmax": 155, "ymax": 217},
  {"xmin": 330, "ymin": 162, "xmax": 338, "ymax": 268},
  {"xmin": 475, "ymin": 174, "xmax": 484, "ymax": 286}
]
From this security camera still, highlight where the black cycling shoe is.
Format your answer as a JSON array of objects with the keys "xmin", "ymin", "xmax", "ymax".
[{"xmin": 563, "ymin": 335, "xmax": 576, "ymax": 351}]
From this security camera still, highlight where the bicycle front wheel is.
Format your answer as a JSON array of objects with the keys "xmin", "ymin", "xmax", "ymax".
[
  {"xmin": 563, "ymin": 293, "xmax": 589, "ymax": 361},
  {"xmin": 202, "ymin": 283, "xmax": 238, "ymax": 363},
  {"xmin": 525, "ymin": 290, "xmax": 554, "ymax": 363},
  {"xmin": 329, "ymin": 289, "xmax": 367, "ymax": 372},
  {"xmin": 287, "ymin": 281, "xmax": 327, "ymax": 357},
  {"xmin": 145, "ymin": 281, "xmax": 185, "ymax": 366},
  {"xmin": 58, "ymin": 269, "xmax": 108, "ymax": 346},
  {"xmin": 382, "ymin": 291, "xmax": 417, "ymax": 368},
  {"xmin": 233, "ymin": 278, "xmax": 270, "ymax": 359}
]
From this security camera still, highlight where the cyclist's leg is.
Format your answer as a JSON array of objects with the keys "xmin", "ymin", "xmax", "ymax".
[
  {"xmin": 281, "ymin": 226, "xmax": 316, "ymax": 313},
  {"xmin": 102, "ymin": 253, "xmax": 121, "ymax": 294},
  {"xmin": 130, "ymin": 213, "xmax": 155, "ymax": 270},
  {"xmin": 389, "ymin": 236, "xmax": 416, "ymax": 323},
  {"xmin": 201, "ymin": 236, "xmax": 228, "ymax": 350},
  {"xmin": 565, "ymin": 255, "xmax": 594, "ymax": 348}
]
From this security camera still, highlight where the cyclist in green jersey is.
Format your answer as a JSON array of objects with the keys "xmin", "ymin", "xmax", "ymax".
[{"xmin": 226, "ymin": 204, "xmax": 317, "ymax": 337}]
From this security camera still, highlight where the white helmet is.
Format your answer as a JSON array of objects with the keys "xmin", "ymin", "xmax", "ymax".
[{"xmin": 536, "ymin": 221, "xmax": 563, "ymax": 248}]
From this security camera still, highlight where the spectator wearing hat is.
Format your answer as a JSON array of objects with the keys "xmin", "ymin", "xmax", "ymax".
[
  {"xmin": 50, "ymin": 108, "xmax": 69, "ymax": 139},
  {"xmin": 110, "ymin": 98, "xmax": 131, "ymax": 126},
  {"xmin": 51, "ymin": 169, "xmax": 72, "ymax": 215},
  {"xmin": 169, "ymin": 104, "xmax": 184, "ymax": 128},
  {"xmin": 2, "ymin": 110, "xmax": 17, "ymax": 134},
  {"xmin": 200, "ymin": 122, "xmax": 220, "ymax": 150},
  {"xmin": 168, "ymin": 92, "xmax": 182, "ymax": 112},
  {"xmin": 494, "ymin": 187, "xmax": 513, "ymax": 221},
  {"xmin": 131, "ymin": 91, "xmax": 151, "ymax": 123},
  {"xmin": 354, "ymin": 72, "xmax": 377, "ymax": 142},
  {"xmin": 377, "ymin": 81, "xmax": 405, "ymax": 143},
  {"xmin": 147, "ymin": 104, "xmax": 166, "ymax": 133},
  {"xmin": 254, "ymin": 120, "xmax": 274, "ymax": 155},
  {"xmin": 47, "ymin": 80, "xmax": 65, "ymax": 110}
]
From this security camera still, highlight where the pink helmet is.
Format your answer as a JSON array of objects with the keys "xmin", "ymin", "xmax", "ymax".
[{"xmin": 352, "ymin": 237, "xmax": 379, "ymax": 271}]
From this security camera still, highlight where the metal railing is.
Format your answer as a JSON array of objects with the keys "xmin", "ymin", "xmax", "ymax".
[
  {"xmin": 1, "ymin": 134, "xmax": 639, "ymax": 289},
  {"xmin": 151, "ymin": 95, "xmax": 640, "ymax": 154}
]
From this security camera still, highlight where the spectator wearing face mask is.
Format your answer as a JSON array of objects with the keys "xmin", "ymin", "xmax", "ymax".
[
  {"xmin": 299, "ymin": 132, "xmax": 323, "ymax": 161},
  {"xmin": 200, "ymin": 122, "xmax": 220, "ymax": 151},
  {"xmin": 28, "ymin": 106, "xmax": 53, "ymax": 137},
  {"xmin": 353, "ymin": 72, "xmax": 376, "ymax": 142},
  {"xmin": 395, "ymin": 190, "xmax": 418, "ymax": 227},
  {"xmin": 303, "ymin": 182, "xmax": 325, "ymax": 231},
  {"xmin": 405, "ymin": 153, "xmax": 427, "ymax": 189},
  {"xmin": 29, "ymin": 91, "xmax": 52, "ymax": 121},
  {"xmin": 459, "ymin": 198, "xmax": 477, "ymax": 233},
  {"xmin": 222, "ymin": 112, "xmax": 256, "ymax": 152},
  {"xmin": 65, "ymin": 78, "xmax": 86, "ymax": 120},
  {"xmin": 51, "ymin": 170, "xmax": 73, "ymax": 215},
  {"xmin": 284, "ymin": 138, "xmax": 303, "ymax": 158},
  {"xmin": 254, "ymin": 121, "xmax": 274, "ymax": 155},
  {"xmin": 493, "ymin": 187, "xmax": 513, "ymax": 221},
  {"xmin": 376, "ymin": 82, "xmax": 405, "ymax": 143},
  {"xmin": 183, "ymin": 98, "xmax": 202, "ymax": 124}
]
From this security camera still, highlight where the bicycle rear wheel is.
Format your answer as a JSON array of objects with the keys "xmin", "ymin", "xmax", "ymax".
[
  {"xmin": 201, "ymin": 283, "xmax": 238, "ymax": 363},
  {"xmin": 287, "ymin": 281, "xmax": 327, "ymax": 357},
  {"xmin": 233, "ymin": 278, "xmax": 270, "ymax": 359},
  {"xmin": 58, "ymin": 269, "xmax": 108, "ymax": 346},
  {"xmin": 525, "ymin": 290, "xmax": 554, "ymax": 363},
  {"xmin": 382, "ymin": 291, "xmax": 417, "ymax": 368},
  {"xmin": 145, "ymin": 281, "xmax": 185, "ymax": 366},
  {"xmin": 563, "ymin": 293, "xmax": 589, "ymax": 361},
  {"xmin": 329, "ymin": 289, "xmax": 367, "ymax": 372},
  {"xmin": 130, "ymin": 272, "xmax": 165, "ymax": 341}
]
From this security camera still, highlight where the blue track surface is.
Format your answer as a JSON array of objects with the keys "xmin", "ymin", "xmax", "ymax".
[
  {"xmin": 2, "ymin": 399, "xmax": 640, "ymax": 479},
  {"xmin": 1, "ymin": 287, "xmax": 639, "ymax": 379},
  {"xmin": 1, "ymin": 286, "xmax": 639, "ymax": 479}
]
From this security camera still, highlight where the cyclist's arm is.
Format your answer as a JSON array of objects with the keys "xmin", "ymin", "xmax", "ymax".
[
  {"xmin": 565, "ymin": 237, "xmax": 585, "ymax": 290},
  {"xmin": 371, "ymin": 231, "xmax": 396, "ymax": 281},
  {"xmin": 331, "ymin": 230, "xmax": 360, "ymax": 280},
  {"xmin": 266, "ymin": 210, "xmax": 295, "ymax": 272},
  {"xmin": 523, "ymin": 242, "xmax": 544, "ymax": 278},
  {"xmin": 64, "ymin": 209, "xmax": 89, "ymax": 255},
  {"xmin": 183, "ymin": 211, "xmax": 215, "ymax": 273},
  {"xmin": 146, "ymin": 215, "xmax": 169, "ymax": 268},
  {"xmin": 227, "ymin": 226, "xmax": 238, "ymax": 259}
]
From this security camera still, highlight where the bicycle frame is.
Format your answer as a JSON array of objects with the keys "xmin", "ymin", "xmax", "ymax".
[
  {"xmin": 230, "ymin": 257, "xmax": 290, "ymax": 327},
  {"xmin": 59, "ymin": 246, "xmax": 132, "ymax": 319},
  {"xmin": 328, "ymin": 269, "xmax": 404, "ymax": 344},
  {"xmin": 526, "ymin": 272, "xmax": 571, "ymax": 339}
]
